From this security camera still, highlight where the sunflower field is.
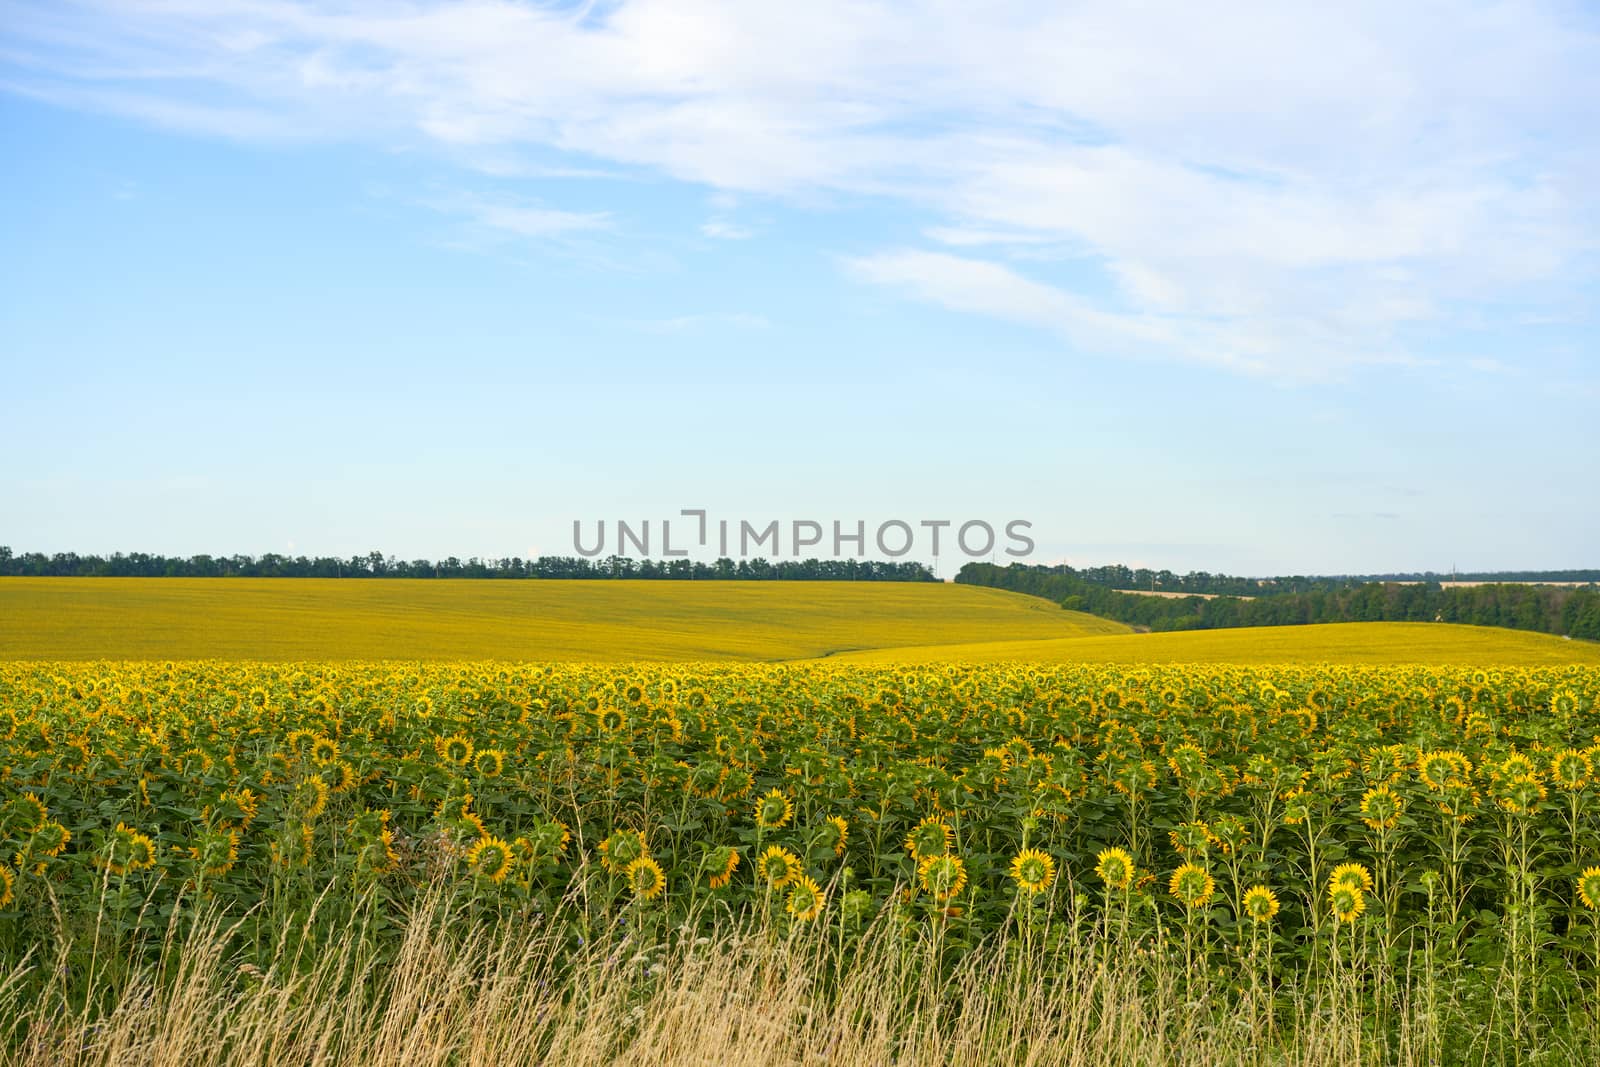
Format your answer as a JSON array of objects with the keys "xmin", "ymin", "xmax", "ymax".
[{"xmin": 3, "ymin": 660, "xmax": 1600, "ymax": 1059}]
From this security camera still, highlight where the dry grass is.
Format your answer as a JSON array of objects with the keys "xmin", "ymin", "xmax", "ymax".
[
  {"xmin": 4, "ymin": 889, "xmax": 1550, "ymax": 1067},
  {"xmin": 0, "ymin": 578, "xmax": 1127, "ymax": 662}
]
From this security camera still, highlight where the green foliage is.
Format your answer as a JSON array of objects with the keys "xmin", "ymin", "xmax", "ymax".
[{"xmin": 964, "ymin": 561, "xmax": 1600, "ymax": 641}]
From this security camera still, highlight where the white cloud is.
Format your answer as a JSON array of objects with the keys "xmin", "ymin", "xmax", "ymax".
[
  {"xmin": 847, "ymin": 249, "xmax": 1424, "ymax": 380},
  {"xmin": 700, "ymin": 219, "xmax": 753, "ymax": 240},
  {"xmin": 923, "ymin": 227, "xmax": 1056, "ymax": 248},
  {"xmin": 620, "ymin": 312, "xmax": 771, "ymax": 334},
  {"xmin": 3, "ymin": 0, "xmax": 1596, "ymax": 378},
  {"xmin": 453, "ymin": 197, "xmax": 611, "ymax": 240}
]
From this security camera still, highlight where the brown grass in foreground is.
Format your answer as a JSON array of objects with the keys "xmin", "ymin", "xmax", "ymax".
[{"xmin": 5, "ymin": 888, "xmax": 1590, "ymax": 1067}]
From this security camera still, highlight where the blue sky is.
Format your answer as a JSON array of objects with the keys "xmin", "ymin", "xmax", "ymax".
[{"xmin": 2, "ymin": 0, "xmax": 1597, "ymax": 576}]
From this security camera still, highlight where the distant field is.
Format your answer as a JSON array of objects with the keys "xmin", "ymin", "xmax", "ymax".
[
  {"xmin": 0, "ymin": 578, "xmax": 1128, "ymax": 661},
  {"xmin": 827, "ymin": 621, "xmax": 1600, "ymax": 666},
  {"xmin": 1417, "ymin": 580, "xmax": 1595, "ymax": 589},
  {"xmin": 5, "ymin": 580, "xmax": 1595, "ymax": 666}
]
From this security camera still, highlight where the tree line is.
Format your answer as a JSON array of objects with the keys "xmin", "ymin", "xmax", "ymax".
[
  {"xmin": 956, "ymin": 562, "xmax": 1600, "ymax": 642},
  {"xmin": 1032, "ymin": 562, "xmax": 1600, "ymax": 597},
  {"xmin": 0, "ymin": 547, "xmax": 934, "ymax": 582}
]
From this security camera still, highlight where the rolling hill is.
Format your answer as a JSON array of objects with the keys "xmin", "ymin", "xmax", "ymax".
[
  {"xmin": 824, "ymin": 621, "xmax": 1600, "ymax": 666},
  {"xmin": 0, "ymin": 578, "xmax": 1128, "ymax": 662}
]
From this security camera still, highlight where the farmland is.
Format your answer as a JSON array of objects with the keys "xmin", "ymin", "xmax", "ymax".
[
  {"xmin": 3, "ymin": 657, "xmax": 1600, "ymax": 1063},
  {"xmin": 5, "ymin": 580, "xmax": 1600, "ymax": 1063},
  {"xmin": 831, "ymin": 621, "xmax": 1600, "ymax": 667},
  {"xmin": 0, "ymin": 577, "xmax": 1127, "ymax": 662},
  {"xmin": 5, "ymin": 578, "xmax": 1600, "ymax": 667}
]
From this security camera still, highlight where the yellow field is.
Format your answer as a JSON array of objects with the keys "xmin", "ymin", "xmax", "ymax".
[
  {"xmin": 3, "ymin": 579, "xmax": 1595, "ymax": 665},
  {"xmin": 0, "ymin": 577, "xmax": 1128, "ymax": 661},
  {"xmin": 827, "ymin": 621, "xmax": 1600, "ymax": 666}
]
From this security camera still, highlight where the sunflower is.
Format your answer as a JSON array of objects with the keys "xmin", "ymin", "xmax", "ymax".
[
  {"xmin": 919, "ymin": 854, "xmax": 968, "ymax": 900},
  {"xmin": 720, "ymin": 768, "xmax": 755, "ymax": 801},
  {"xmin": 1494, "ymin": 752, "xmax": 1538, "ymax": 782},
  {"xmin": 4, "ymin": 792, "xmax": 48, "ymax": 837},
  {"xmin": 1110, "ymin": 759, "xmax": 1159, "ymax": 796},
  {"xmin": 707, "ymin": 845, "xmax": 740, "ymax": 889},
  {"xmin": 1578, "ymin": 867, "xmax": 1600, "ymax": 911},
  {"xmin": 1009, "ymin": 848, "xmax": 1055, "ymax": 895},
  {"xmin": 466, "ymin": 835, "xmax": 514, "ymax": 882},
  {"xmin": 282, "ymin": 728, "xmax": 316, "ymax": 757},
  {"xmin": 1198, "ymin": 813, "xmax": 1243, "ymax": 855},
  {"xmin": 757, "ymin": 846, "xmax": 804, "ymax": 889},
  {"xmin": 529, "ymin": 820, "xmax": 571, "ymax": 862},
  {"xmin": 30, "ymin": 820, "xmax": 71, "ymax": 859},
  {"xmin": 348, "ymin": 809, "xmax": 398, "ymax": 875},
  {"xmin": 1095, "ymin": 847, "xmax": 1135, "ymax": 890},
  {"xmin": 309, "ymin": 735, "xmax": 340, "ymax": 766},
  {"xmin": 292, "ymin": 777, "xmax": 330, "ymax": 820},
  {"xmin": 904, "ymin": 817, "xmax": 954, "ymax": 860},
  {"xmin": 270, "ymin": 822, "xmax": 316, "ymax": 869},
  {"xmin": 785, "ymin": 875, "xmax": 825, "ymax": 921},
  {"xmin": 754, "ymin": 789, "xmax": 794, "ymax": 830},
  {"xmin": 689, "ymin": 761, "xmax": 725, "ymax": 798},
  {"xmin": 321, "ymin": 759, "xmax": 358, "ymax": 793},
  {"xmin": 1552, "ymin": 689, "xmax": 1580, "ymax": 717},
  {"xmin": 473, "ymin": 748, "xmax": 506, "ymax": 778},
  {"xmin": 1168, "ymin": 820, "xmax": 1213, "ymax": 858},
  {"xmin": 0, "ymin": 864, "xmax": 13, "ymax": 908},
  {"xmin": 1551, "ymin": 749, "xmax": 1592, "ymax": 792},
  {"xmin": 188, "ymin": 828, "xmax": 239, "ymax": 878},
  {"xmin": 625, "ymin": 855, "xmax": 666, "ymax": 900},
  {"xmin": 1242, "ymin": 885, "xmax": 1280, "ymax": 923},
  {"xmin": 1493, "ymin": 774, "xmax": 1547, "ymax": 815},
  {"xmin": 599, "ymin": 707, "xmax": 628, "ymax": 733},
  {"xmin": 432, "ymin": 794, "xmax": 486, "ymax": 843},
  {"xmin": 824, "ymin": 816, "xmax": 850, "ymax": 857},
  {"xmin": 1272, "ymin": 784, "xmax": 1309, "ymax": 824},
  {"xmin": 1169, "ymin": 863, "xmax": 1215, "ymax": 909},
  {"xmin": 1418, "ymin": 750, "xmax": 1472, "ymax": 791},
  {"xmin": 1359, "ymin": 785, "xmax": 1403, "ymax": 831},
  {"xmin": 435, "ymin": 733, "xmax": 475, "ymax": 766},
  {"xmin": 1361, "ymin": 744, "xmax": 1412, "ymax": 785},
  {"xmin": 623, "ymin": 680, "xmax": 647, "ymax": 705},
  {"xmin": 1330, "ymin": 884, "xmax": 1366, "ymax": 924},
  {"xmin": 598, "ymin": 829, "xmax": 648, "ymax": 873},
  {"xmin": 1166, "ymin": 742, "xmax": 1207, "ymax": 780},
  {"xmin": 103, "ymin": 823, "xmax": 158, "ymax": 875},
  {"xmin": 1329, "ymin": 863, "xmax": 1374, "ymax": 894}
]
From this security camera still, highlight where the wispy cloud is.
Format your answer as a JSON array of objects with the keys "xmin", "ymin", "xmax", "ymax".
[
  {"xmin": 922, "ymin": 226, "xmax": 1057, "ymax": 248},
  {"xmin": 846, "ymin": 248, "xmax": 1421, "ymax": 381},
  {"xmin": 618, "ymin": 312, "xmax": 771, "ymax": 334},
  {"xmin": 4, "ymin": 0, "xmax": 1596, "ymax": 379},
  {"xmin": 700, "ymin": 219, "xmax": 754, "ymax": 240},
  {"xmin": 449, "ymin": 195, "xmax": 611, "ymax": 240},
  {"xmin": 390, "ymin": 188, "xmax": 612, "ymax": 252}
]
